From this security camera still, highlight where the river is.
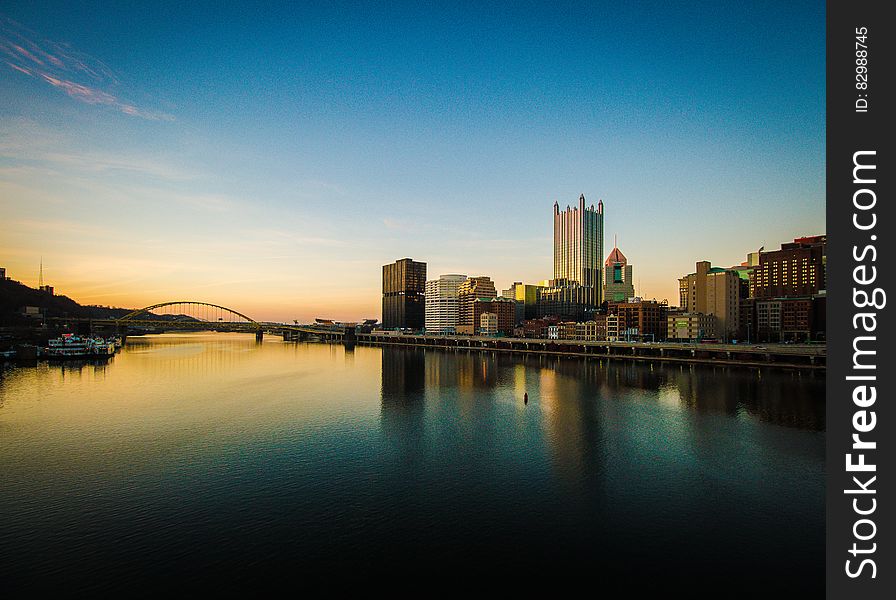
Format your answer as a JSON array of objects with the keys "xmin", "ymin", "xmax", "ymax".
[{"xmin": 0, "ymin": 332, "xmax": 825, "ymax": 592}]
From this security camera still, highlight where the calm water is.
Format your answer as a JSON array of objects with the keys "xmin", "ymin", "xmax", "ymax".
[{"xmin": 0, "ymin": 333, "xmax": 825, "ymax": 592}]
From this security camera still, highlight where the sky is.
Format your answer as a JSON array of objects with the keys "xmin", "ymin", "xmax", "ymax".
[{"xmin": 0, "ymin": 1, "xmax": 825, "ymax": 322}]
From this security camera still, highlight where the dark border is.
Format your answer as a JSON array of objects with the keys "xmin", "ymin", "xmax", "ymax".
[{"xmin": 827, "ymin": 1, "xmax": 893, "ymax": 596}]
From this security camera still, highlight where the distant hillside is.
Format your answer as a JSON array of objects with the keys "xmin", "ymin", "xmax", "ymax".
[{"xmin": 0, "ymin": 278, "xmax": 186, "ymax": 325}]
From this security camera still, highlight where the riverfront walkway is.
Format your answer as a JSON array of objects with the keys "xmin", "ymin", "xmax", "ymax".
[{"xmin": 347, "ymin": 332, "xmax": 826, "ymax": 370}]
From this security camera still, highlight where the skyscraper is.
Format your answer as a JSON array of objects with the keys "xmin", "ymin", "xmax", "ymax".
[
  {"xmin": 382, "ymin": 258, "xmax": 427, "ymax": 330},
  {"xmin": 604, "ymin": 240, "xmax": 634, "ymax": 302},
  {"xmin": 424, "ymin": 274, "xmax": 467, "ymax": 333},
  {"xmin": 551, "ymin": 194, "xmax": 604, "ymax": 308}
]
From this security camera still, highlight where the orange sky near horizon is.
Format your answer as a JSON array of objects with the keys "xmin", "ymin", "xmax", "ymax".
[{"xmin": 0, "ymin": 6, "xmax": 825, "ymax": 323}]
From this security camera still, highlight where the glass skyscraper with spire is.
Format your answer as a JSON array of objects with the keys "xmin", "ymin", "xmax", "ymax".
[{"xmin": 546, "ymin": 194, "xmax": 604, "ymax": 317}]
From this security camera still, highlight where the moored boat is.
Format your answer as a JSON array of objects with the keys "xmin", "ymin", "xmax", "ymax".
[{"xmin": 45, "ymin": 334, "xmax": 114, "ymax": 360}]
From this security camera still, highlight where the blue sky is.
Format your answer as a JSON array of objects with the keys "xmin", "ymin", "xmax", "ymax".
[{"xmin": 0, "ymin": 1, "xmax": 825, "ymax": 321}]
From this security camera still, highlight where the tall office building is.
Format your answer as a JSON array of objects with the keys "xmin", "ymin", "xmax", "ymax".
[
  {"xmin": 552, "ymin": 194, "xmax": 604, "ymax": 308},
  {"xmin": 603, "ymin": 242, "xmax": 635, "ymax": 302},
  {"xmin": 456, "ymin": 276, "xmax": 497, "ymax": 334},
  {"xmin": 424, "ymin": 274, "xmax": 467, "ymax": 333},
  {"xmin": 382, "ymin": 258, "xmax": 427, "ymax": 330},
  {"xmin": 678, "ymin": 261, "xmax": 740, "ymax": 341}
]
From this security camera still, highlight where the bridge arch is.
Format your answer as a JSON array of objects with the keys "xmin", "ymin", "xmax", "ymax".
[{"xmin": 117, "ymin": 301, "xmax": 259, "ymax": 327}]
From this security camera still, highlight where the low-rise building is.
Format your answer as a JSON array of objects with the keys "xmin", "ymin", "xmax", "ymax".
[
  {"xmin": 515, "ymin": 317, "xmax": 560, "ymax": 338},
  {"xmin": 754, "ymin": 296, "xmax": 824, "ymax": 342},
  {"xmin": 557, "ymin": 321, "xmax": 577, "ymax": 340},
  {"xmin": 608, "ymin": 298, "xmax": 669, "ymax": 342},
  {"xmin": 574, "ymin": 320, "xmax": 604, "ymax": 341},
  {"xmin": 667, "ymin": 311, "xmax": 715, "ymax": 341},
  {"xmin": 480, "ymin": 312, "xmax": 498, "ymax": 336},
  {"xmin": 458, "ymin": 295, "xmax": 515, "ymax": 336},
  {"xmin": 606, "ymin": 314, "xmax": 622, "ymax": 341}
]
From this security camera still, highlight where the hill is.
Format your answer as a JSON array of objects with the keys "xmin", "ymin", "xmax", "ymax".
[{"xmin": 1, "ymin": 278, "xmax": 137, "ymax": 325}]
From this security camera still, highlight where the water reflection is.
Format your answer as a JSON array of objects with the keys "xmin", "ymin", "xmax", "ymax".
[
  {"xmin": 380, "ymin": 349, "xmax": 824, "ymax": 432},
  {"xmin": 0, "ymin": 335, "xmax": 824, "ymax": 592},
  {"xmin": 380, "ymin": 347, "xmax": 426, "ymax": 446},
  {"xmin": 376, "ymin": 347, "xmax": 825, "ymax": 563}
]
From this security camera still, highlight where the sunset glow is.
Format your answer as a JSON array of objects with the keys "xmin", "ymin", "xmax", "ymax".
[{"xmin": 0, "ymin": 4, "xmax": 825, "ymax": 322}]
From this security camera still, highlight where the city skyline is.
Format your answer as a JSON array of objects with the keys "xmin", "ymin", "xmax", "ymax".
[{"xmin": 0, "ymin": 2, "xmax": 825, "ymax": 322}]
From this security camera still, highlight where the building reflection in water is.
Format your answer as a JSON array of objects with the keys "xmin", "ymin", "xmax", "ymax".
[
  {"xmin": 0, "ymin": 337, "xmax": 824, "ymax": 590},
  {"xmin": 380, "ymin": 347, "xmax": 427, "ymax": 452},
  {"xmin": 379, "ymin": 347, "xmax": 824, "ymax": 483}
]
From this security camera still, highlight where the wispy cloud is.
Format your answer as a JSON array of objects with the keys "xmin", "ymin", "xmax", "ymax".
[
  {"xmin": 0, "ymin": 15, "xmax": 174, "ymax": 121},
  {"xmin": 0, "ymin": 118, "xmax": 196, "ymax": 181}
]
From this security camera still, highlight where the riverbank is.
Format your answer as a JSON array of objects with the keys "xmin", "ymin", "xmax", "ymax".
[{"xmin": 352, "ymin": 333, "xmax": 826, "ymax": 371}]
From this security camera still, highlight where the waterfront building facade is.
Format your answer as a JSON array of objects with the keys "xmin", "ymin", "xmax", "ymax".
[
  {"xmin": 469, "ymin": 297, "xmax": 515, "ymax": 336},
  {"xmin": 515, "ymin": 316, "xmax": 560, "ymax": 338},
  {"xmin": 603, "ymin": 243, "xmax": 635, "ymax": 302},
  {"xmin": 456, "ymin": 276, "xmax": 497, "ymax": 334},
  {"xmin": 678, "ymin": 261, "xmax": 740, "ymax": 341},
  {"xmin": 574, "ymin": 320, "xmax": 603, "ymax": 341},
  {"xmin": 606, "ymin": 313, "xmax": 622, "ymax": 341},
  {"xmin": 480, "ymin": 312, "xmax": 498, "ymax": 336},
  {"xmin": 667, "ymin": 311, "xmax": 716, "ymax": 341},
  {"xmin": 608, "ymin": 298, "xmax": 669, "ymax": 342},
  {"xmin": 425, "ymin": 274, "xmax": 467, "ymax": 334},
  {"xmin": 754, "ymin": 296, "xmax": 825, "ymax": 342},
  {"xmin": 382, "ymin": 258, "xmax": 427, "ymax": 330}
]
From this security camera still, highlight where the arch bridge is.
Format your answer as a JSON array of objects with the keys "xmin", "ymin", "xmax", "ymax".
[
  {"xmin": 111, "ymin": 301, "xmax": 350, "ymax": 342},
  {"xmin": 47, "ymin": 300, "xmax": 352, "ymax": 342},
  {"xmin": 118, "ymin": 301, "xmax": 259, "ymax": 328},
  {"xmin": 112, "ymin": 301, "xmax": 275, "ymax": 339}
]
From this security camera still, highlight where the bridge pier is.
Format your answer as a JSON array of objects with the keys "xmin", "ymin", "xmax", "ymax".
[{"xmin": 256, "ymin": 330, "xmax": 264, "ymax": 342}]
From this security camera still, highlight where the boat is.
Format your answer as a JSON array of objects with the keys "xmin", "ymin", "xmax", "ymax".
[{"xmin": 45, "ymin": 334, "xmax": 115, "ymax": 360}]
